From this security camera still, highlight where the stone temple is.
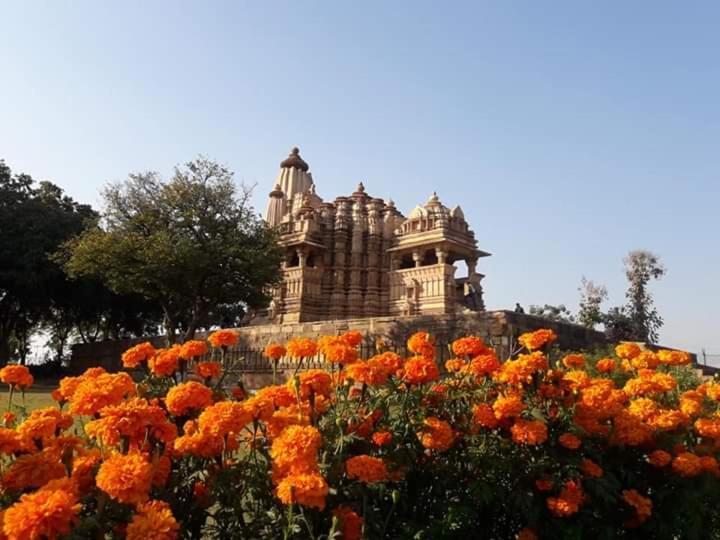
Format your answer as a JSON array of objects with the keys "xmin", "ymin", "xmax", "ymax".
[{"xmin": 263, "ymin": 147, "xmax": 490, "ymax": 323}]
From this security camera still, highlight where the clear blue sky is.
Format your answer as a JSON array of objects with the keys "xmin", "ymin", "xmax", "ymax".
[{"xmin": 2, "ymin": 1, "xmax": 719, "ymax": 355}]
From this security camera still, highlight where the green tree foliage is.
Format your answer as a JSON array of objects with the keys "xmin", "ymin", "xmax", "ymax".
[
  {"xmin": 0, "ymin": 159, "xmax": 161, "ymax": 366},
  {"xmin": 622, "ymin": 250, "xmax": 665, "ymax": 343},
  {"xmin": 0, "ymin": 161, "xmax": 94, "ymax": 363},
  {"xmin": 528, "ymin": 304, "xmax": 575, "ymax": 323},
  {"xmin": 577, "ymin": 277, "xmax": 608, "ymax": 329},
  {"xmin": 62, "ymin": 157, "xmax": 283, "ymax": 344}
]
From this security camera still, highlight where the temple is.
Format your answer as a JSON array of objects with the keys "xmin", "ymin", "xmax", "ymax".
[{"xmin": 263, "ymin": 147, "xmax": 490, "ymax": 323}]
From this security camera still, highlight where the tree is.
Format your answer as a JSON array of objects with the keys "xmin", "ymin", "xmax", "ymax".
[
  {"xmin": 623, "ymin": 250, "xmax": 665, "ymax": 343},
  {"xmin": 528, "ymin": 304, "xmax": 575, "ymax": 324},
  {"xmin": 577, "ymin": 277, "xmax": 608, "ymax": 329},
  {"xmin": 62, "ymin": 157, "xmax": 283, "ymax": 345},
  {"xmin": 0, "ymin": 160, "xmax": 96, "ymax": 363}
]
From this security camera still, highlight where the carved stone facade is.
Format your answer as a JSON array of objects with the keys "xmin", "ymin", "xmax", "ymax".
[{"xmin": 263, "ymin": 148, "xmax": 490, "ymax": 324}]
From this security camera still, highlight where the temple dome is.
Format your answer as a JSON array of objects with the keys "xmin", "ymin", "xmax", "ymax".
[
  {"xmin": 280, "ymin": 147, "xmax": 309, "ymax": 172},
  {"xmin": 450, "ymin": 205, "xmax": 465, "ymax": 219},
  {"xmin": 408, "ymin": 205, "xmax": 428, "ymax": 219}
]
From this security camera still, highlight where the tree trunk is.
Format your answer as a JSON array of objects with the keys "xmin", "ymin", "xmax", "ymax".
[{"xmin": 163, "ymin": 308, "xmax": 177, "ymax": 346}]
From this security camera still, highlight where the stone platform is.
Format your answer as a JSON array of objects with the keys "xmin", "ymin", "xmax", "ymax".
[{"xmin": 69, "ymin": 310, "xmax": 607, "ymax": 378}]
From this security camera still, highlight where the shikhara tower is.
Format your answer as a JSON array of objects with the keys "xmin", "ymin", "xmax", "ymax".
[{"xmin": 263, "ymin": 147, "xmax": 490, "ymax": 323}]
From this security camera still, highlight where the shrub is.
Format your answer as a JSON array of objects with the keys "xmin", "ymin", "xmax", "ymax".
[{"xmin": 0, "ymin": 329, "xmax": 718, "ymax": 539}]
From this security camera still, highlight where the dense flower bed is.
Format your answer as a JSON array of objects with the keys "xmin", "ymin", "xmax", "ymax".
[{"xmin": 0, "ymin": 328, "xmax": 719, "ymax": 539}]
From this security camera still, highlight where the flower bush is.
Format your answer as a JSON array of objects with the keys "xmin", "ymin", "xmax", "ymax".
[{"xmin": 0, "ymin": 328, "xmax": 718, "ymax": 539}]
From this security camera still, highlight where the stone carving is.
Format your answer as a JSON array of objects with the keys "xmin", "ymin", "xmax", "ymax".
[{"xmin": 263, "ymin": 147, "xmax": 491, "ymax": 323}]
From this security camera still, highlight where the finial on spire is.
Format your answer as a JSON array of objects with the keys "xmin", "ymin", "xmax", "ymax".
[
  {"xmin": 269, "ymin": 183, "xmax": 283, "ymax": 198},
  {"xmin": 280, "ymin": 147, "xmax": 309, "ymax": 172},
  {"xmin": 357, "ymin": 182, "xmax": 365, "ymax": 193}
]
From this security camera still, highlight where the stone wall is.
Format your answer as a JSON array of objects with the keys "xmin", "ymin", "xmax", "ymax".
[{"xmin": 69, "ymin": 310, "xmax": 607, "ymax": 377}]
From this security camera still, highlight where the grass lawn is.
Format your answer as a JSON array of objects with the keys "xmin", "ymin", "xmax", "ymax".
[{"xmin": 0, "ymin": 387, "xmax": 55, "ymax": 412}]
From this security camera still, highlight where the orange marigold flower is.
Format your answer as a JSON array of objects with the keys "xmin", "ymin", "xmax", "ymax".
[
  {"xmin": 208, "ymin": 329, "xmax": 239, "ymax": 348},
  {"xmin": 703, "ymin": 383, "xmax": 720, "ymax": 401},
  {"xmin": 68, "ymin": 372, "xmax": 135, "ymax": 416},
  {"xmin": 472, "ymin": 403, "xmax": 499, "ymax": 429},
  {"xmin": 270, "ymin": 425, "xmax": 322, "ymax": 478},
  {"xmin": 445, "ymin": 358, "xmax": 465, "ymax": 373},
  {"xmin": 465, "ymin": 352, "xmax": 501, "ymax": 378},
  {"xmin": 648, "ymin": 449, "xmax": 672, "ymax": 467},
  {"xmin": 562, "ymin": 354, "xmax": 585, "ymax": 369},
  {"xmin": 493, "ymin": 394, "xmax": 526, "ymax": 420},
  {"xmin": 680, "ymin": 396, "xmax": 703, "ymax": 417},
  {"xmin": 197, "ymin": 401, "xmax": 251, "ymax": 438},
  {"xmin": 622, "ymin": 489, "xmax": 652, "ymax": 525},
  {"xmin": 2, "ymin": 449, "xmax": 66, "ymax": 491},
  {"xmin": 623, "ymin": 372, "xmax": 676, "ymax": 398},
  {"xmin": 245, "ymin": 385, "xmax": 296, "ymax": 421},
  {"xmin": 517, "ymin": 528, "xmax": 538, "ymax": 540},
  {"xmin": 264, "ymin": 343, "xmax": 286, "ymax": 360},
  {"xmin": 657, "ymin": 349, "xmax": 691, "ymax": 366},
  {"xmin": 595, "ymin": 358, "xmax": 616, "ymax": 373},
  {"xmin": 195, "ymin": 361, "xmax": 222, "ymax": 380},
  {"xmin": 341, "ymin": 331, "xmax": 363, "ymax": 347},
  {"xmin": 518, "ymin": 329, "xmax": 557, "ymax": 351},
  {"xmin": 149, "ymin": 345, "xmax": 181, "ymax": 377},
  {"xmin": 615, "ymin": 343, "xmax": 642, "ymax": 360},
  {"xmin": 275, "ymin": 472, "xmax": 329, "ymax": 510},
  {"xmin": 0, "ymin": 427, "xmax": 22, "ymax": 454},
  {"xmin": 122, "ymin": 342, "xmax": 157, "ymax": 368},
  {"xmin": 407, "ymin": 332, "xmax": 435, "ymax": 359},
  {"xmin": 3, "ymin": 488, "xmax": 80, "ymax": 540},
  {"xmin": 610, "ymin": 410, "xmax": 654, "ymax": 447},
  {"xmin": 345, "ymin": 361, "xmax": 388, "ymax": 386},
  {"xmin": 562, "ymin": 370, "xmax": 591, "ymax": 391},
  {"xmin": 535, "ymin": 478, "xmax": 553, "ymax": 491},
  {"xmin": 546, "ymin": 480, "xmax": 584, "ymax": 517},
  {"xmin": 558, "ymin": 433, "xmax": 582, "ymax": 450},
  {"xmin": 57, "ymin": 369, "xmax": 102, "ymax": 402},
  {"xmin": 127, "ymin": 499, "xmax": 180, "ymax": 540},
  {"xmin": 672, "ymin": 452, "xmax": 703, "ymax": 477},
  {"xmin": 346, "ymin": 455, "xmax": 388, "ymax": 483},
  {"xmin": 173, "ymin": 431, "xmax": 225, "ymax": 458},
  {"xmin": 648, "ymin": 409, "xmax": 689, "ymax": 431},
  {"xmin": 333, "ymin": 505, "xmax": 363, "ymax": 540},
  {"xmin": 179, "ymin": 340, "xmax": 208, "ymax": 360},
  {"xmin": 495, "ymin": 353, "xmax": 547, "ymax": 385},
  {"xmin": 627, "ymin": 397, "xmax": 659, "ymax": 421},
  {"xmin": 700, "ymin": 455, "xmax": 720, "ymax": 475},
  {"xmin": 85, "ymin": 398, "xmax": 176, "ymax": 448},
  {"xmin": 418, "ymin": 417, "xmax": 454, "ymax": 452},
  {"xmin": 451, "ymin": 336, "xmax": 487, "ymax": 358},
  {"xmin": 289, "ymin": 369, "xmax": 333, "ymax": 398},
  {"xmin": 165, "ymin": 382, "xmax": 213, "ymax": 417},
  {"xmin": 96, "ymin": 452, "xmax": 153, "ymax": 505},
  {"xmin": 0, "ymin": 364, "xmax": 33, "ymax": 389},
  {"xmin": 371, "ymin": 430, "xmax": 393, "ymax": 447},
  {"xmin": 510, "ymin": 419, "xmax": 548, "ymax": 446},
  {"xmin": 17, "ymin": 407, "xmax": 73, "ymax": 446},
  {"xmin": 317, "ymin": 336, "xmax": 357, "ymax": 364},
  {"xmin": 71, "ymin": 449, "xmax": 102, "ymax": 493},
  {"xmin": 370, "ymin": 352, "xmax": 403, "ymax": 376},
  {"xmin": 581, "ymin": 458, "xmax": 603, "ymax": 478},
  {"xmin": 695, "ymin": 418, "xmax": 720, "ymax": 439},
  {"xmin": 631, "ymin": 351, "xmax": 659, "ymax": 370},
  {"xmin": 285, "ymin": 337, "xmax": 319, "ymax": 359},
  {"xmin": 402, "ymin": 356, "xmax": 440, "ymax": 385}
]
